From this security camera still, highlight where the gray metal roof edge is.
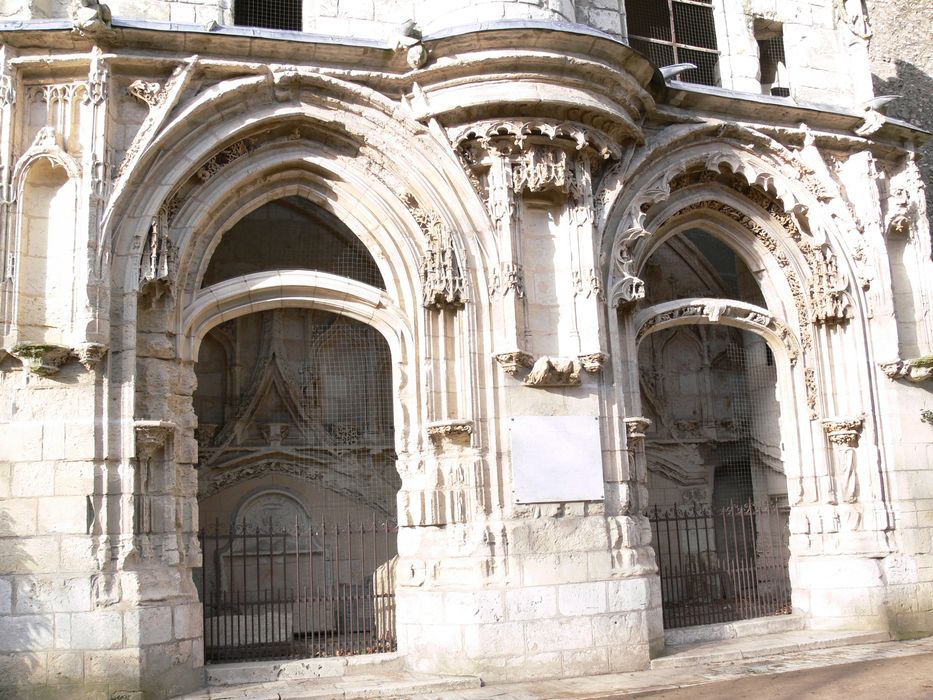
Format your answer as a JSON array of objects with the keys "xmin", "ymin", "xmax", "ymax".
[{"xmin": 666, "ymin": 80, "xmax": 930, "ymax": 138}]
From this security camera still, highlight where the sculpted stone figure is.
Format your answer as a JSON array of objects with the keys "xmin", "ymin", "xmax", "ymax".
[{"xmin": 523, "ymin": 356, "xmax": 582, "ymax": 386}]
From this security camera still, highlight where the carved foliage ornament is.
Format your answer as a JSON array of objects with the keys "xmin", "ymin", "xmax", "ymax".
[
  {"xmin": 128, "ymin": 80, "xmax": 165, "ymax": 109},
  {"xmin": 409, "ymin": 201, "xmax": 466, "ymax": 310},
  {"xmin": 139, "ymin": 218, "xmax": 176, "ymax": 301},
  {"xmin": 635, "ymin": 299, "xmax": 800, "ymax": 365}
]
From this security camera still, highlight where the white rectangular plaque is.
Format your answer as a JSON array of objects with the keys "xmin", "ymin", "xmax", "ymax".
[{"xmin": 510, "ymin": 416, "xmax": 604, "ymax": 504}]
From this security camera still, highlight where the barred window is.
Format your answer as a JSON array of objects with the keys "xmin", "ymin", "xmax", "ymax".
[
  {"xmin": 234, "ymin": 0, "xmax": 302, "ymax": 31},
  {"xmin": 625, "ymin": 0, "xmax": 720, "ymax": 87}
]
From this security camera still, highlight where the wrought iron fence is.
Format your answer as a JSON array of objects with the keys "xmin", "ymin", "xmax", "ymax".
[
  {"xmin": 649, "ymin": 501, "xmax": 791, "ymax": 629},
  {"xmin": 198, "ymin": 516, "xmax": 397, "ymax": 663}
]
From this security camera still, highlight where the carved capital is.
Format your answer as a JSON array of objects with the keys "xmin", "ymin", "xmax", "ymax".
[
  {"xmin": 10, "ymin": 343, "xmax": 71, "ymax": 376},
  {"xmin": 134, "ymin": 420, "xmax": 176, "ymax": 461},
  {"xmin": 494, "ymin": 351, "xmax": 533, "ymax": 376},
  {"xmin": 578, "ymin": 352, "xmax": 608, "ymax": 373},
  {"xmin": 73, "ymin": 343, "xmax": 108, "ymax": 370},
  {"xmin": 194, "ymin": 424, "xmax": 218, "ymax": 450},
  {"xmin": 822, "ymin": 415, "xmax": 864, "ymax": 447},
  {"xmin": 624, "ymin": 417, "xmax": 651, "ymax": 442}
]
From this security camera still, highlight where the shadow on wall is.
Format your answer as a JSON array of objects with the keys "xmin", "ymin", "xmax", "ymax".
[
  {"xmin": 873, "ymin": 60, "xmax": 933, "ymax": 222},
  {"xmin": 0, "ymin": 509, "xmax": 49, "ymax": 692}
]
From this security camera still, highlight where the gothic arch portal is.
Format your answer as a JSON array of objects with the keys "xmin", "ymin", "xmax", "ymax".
[{"xmin": 601, "ymin": 139, "xmax": 895, "ymax": 633}]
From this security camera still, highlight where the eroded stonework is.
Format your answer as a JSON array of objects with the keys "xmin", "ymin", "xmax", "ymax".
[{"xmin": 0, "ymin": 2, "xmax": 930, "ymax": 698}]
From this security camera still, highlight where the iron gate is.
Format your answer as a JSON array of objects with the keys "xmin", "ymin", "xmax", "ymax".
[
  {"xmin": 199, "ymin": 516, "xmax": 397, "ymax": 663},
  {"xmin": 649, "ymin": 501, "xmax": 791, "ymax": 629}
]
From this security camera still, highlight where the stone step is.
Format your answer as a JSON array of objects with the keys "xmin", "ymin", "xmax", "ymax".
[
  {"xmin": 650, "ymin": 629, "xmax": 891, "ymax": 670},
  {"xmin": 206, "ymin": 652, "xmax": 406, "ymax": 686},
  {"xmin": 663, "ymin": 613, "xmax": 808, "ymax": 647},
  {"xmin": 175, "ymin": 671, "xmax": 482, "ymax": 699}
]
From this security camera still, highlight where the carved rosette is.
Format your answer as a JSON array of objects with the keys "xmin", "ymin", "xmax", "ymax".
[
  {"xmin": 494, "ymin": 351, "xmax": 534, "ymax": 376},
  {"xmin": 10, "ymin": 343, "xmax": 72, "ymax": 376},
  {"xmin": 134, "ymin": 420, "xmax": 176, "ymax": 461}
]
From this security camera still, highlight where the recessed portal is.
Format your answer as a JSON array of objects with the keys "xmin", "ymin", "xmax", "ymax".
[{"xmin": 639, "ymin": 229, "xmax": 792, "ymax": 629}]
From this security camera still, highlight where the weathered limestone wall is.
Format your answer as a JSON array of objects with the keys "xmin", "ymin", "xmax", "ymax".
[
  {"xmin": 866, "ymin": 0, "xmax": 933, "ymax": 219},
  {"xmin": 0, "ymin": 0, "xmax": 875, "ymax": 107}
]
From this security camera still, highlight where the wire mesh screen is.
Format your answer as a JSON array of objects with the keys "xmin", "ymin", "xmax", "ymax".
[
  {"xmin": 641, "ymin": 324, "xmax": 790, "ymax": 629},
  {"xmin": 234, "ymin": 0, "xmax": 302, "ymax": 31},
  {"xmin": 625, "ymin": 0, "xmax": 720, "ymax": 86},
  {"xmin": 202, "ymin": 196, "xmax": 384, "ymax": 290},
  {"xmin": 194, "ymin": 304, "xmax": 399, "ymax": 662}
]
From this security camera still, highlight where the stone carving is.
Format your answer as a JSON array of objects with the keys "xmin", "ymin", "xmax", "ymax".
[
  {"xmin": 879, "ymin": 357, "xmax": 933, "ymax": 382},
  {"xmin": 512, "ymin": 145, "xmax": 572, "ymax": 196},
  {"xmin": 805, "ymin": 367, "xmax": 818, "ymax": 419},
  {"xmin": 260, "ymin": 422, "xmax": 290, "ymax": 447},
  {"xmin": 635, "ymin": 299, "xmax": 800, "ymax": 365},
  {"xmin": 493, "ymin": 350, "xmax": 533, "ymax": 376},
  {"xmin": 194, "ymin": 424, "xmax": 218, "ymax": 450},
  {"xmin": 578, "ymin": 352, "xmax": 608, "ymax": 373},
  {"xmin": 85, "ymin": 63, "xmax": 108, "ymax": 106},
  {"xmin": 823, "ymin": 415, "xmax": 864, "ymax": 504},
  {"xmin": 921, "ymin": 410, "xmax": 933, "ymax": 426},
  {"xmin": 524, "ymin": 356, "xmax": 582, "ymax": 387},
  {"xmin": 426, "ymin": 419, "xmax": 473, "ymax": 441},
  {"xmin": 9, "ymin": 343, "xmax": 72, "ymax": 376},
  {"xmin": 73, "ymin": 343, "xmax": 108, "ymax": 370},
  {"xmin": 408, "ymin": 200, "xmax": 466, "ymax": 310},
  {"xmin": 203, "ymin": 460, "xmax": 323, "ymax": 498},
  {"xmin": 71, "ymin": 0, "xmax": 113, "ymax": 35},
  {"xmin": 489, "ymin": 263, "xmax": 525, "ymax": 298},
  {"xmin": 197, "ymin": 138, "xmax": 255, "ymax": 181},
  {"xmin": 139, "ymin": 222, "xmax": 175, "ymax": 301},
  {"xmin": 624, "ymin": 416, "xmax": 651, "ymax": 442},
  {"xmin": 128, "ymin": 80, "xmax": 165, "ymax": 108},
  {"xmin": 0, "ymin": 75, "xmax": 14, "ymax": 107}
]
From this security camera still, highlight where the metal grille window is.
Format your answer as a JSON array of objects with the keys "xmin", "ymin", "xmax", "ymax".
[
  {"xmin": 625, "ymin": 0, "xmax": 721, "ymax": 86},
  {"xmin": 234, "ymin": 0, "xmax": 302, "ymax": 31}
]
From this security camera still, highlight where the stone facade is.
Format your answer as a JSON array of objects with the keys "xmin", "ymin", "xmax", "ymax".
[{"xmin": 0, "ymin": 0, "xmax": 930, "ymax": 698}]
